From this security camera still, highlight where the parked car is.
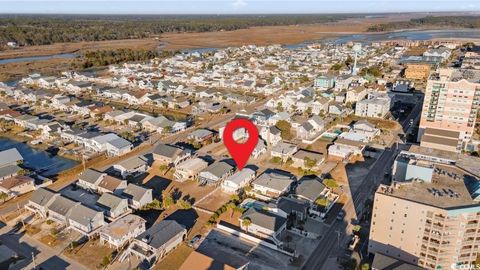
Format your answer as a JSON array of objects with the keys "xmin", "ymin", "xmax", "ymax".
[{"xmin": 188, "ymin": 234, "xmax": 202, "ymax": 247}]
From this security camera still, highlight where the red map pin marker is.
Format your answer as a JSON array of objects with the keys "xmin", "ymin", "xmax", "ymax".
[{"xmin": 223, "ymin": 118, "xmax": 259, "ymax": 170}]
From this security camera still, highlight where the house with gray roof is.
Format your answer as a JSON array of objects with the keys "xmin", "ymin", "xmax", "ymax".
[
  {"xmin": 77, "ymin": 168, "xmax": 106, "ymax": 190},
  {"xmin": 112, "ymin": 155, "xmax": 149, "ymax": 179},
  {"xmin": 0, "ymin": 148, "xmax": 23, "ymax": 180},
  {"xmin": 0, "ymin": 164, "xmax": 22, "ymax": 181},
  {"xmin": 271, "ymin": 142, "xmax": 298, "ymax": 162},
  {"xmin": 276, "ymin": 196, "xmax": 309, "ymax": 221},
  {"xmin": 0, "ymin": 148, "xmax": 23, "ymax": 168},
  {"xmin": 47, "ymin": 195, "xmax": 79, "ymax": 225},
  {"xmin": 221, "ymin": 168, "xmax": 256, "ymax": 194},
  {"xmin": 153, "ymin": 144, "xmax": 191, "ymax": 167},
  {"xmin": 252, "ymin": 170, "xmax": 295, "ymax": 199},
  {"xmin": 68, "ymin": 204, "xmax": 105, "ymax": 235},
  {"xmin": 198, "ymin": 161, "xmax": 234, "ymax": 186},
  {"xmin": 291, "ymin": 149, "xmax": 325, "ymax": 170},
  {"xmin": 25, "ymin": 188, "xmax": 59, "ymax": 218},
  {"xmin": 121, "ymin": 183, "xmax": 153, "ymax": 209},
  {"xmin": 260, "ymin": 125, "xmax": 282, "ymax": 146},
  {"xmin": 122, "ymin": 220, "xmax": 187, "ymax": 266},
  {"xmin": 187, "ymin": 129, "xmax": 214, "ymax": 143},
  {"xmin": 239, "ymin": 207, "xmax": 286, "ymax": 243},
  {"xmin": 105, "ymin": 137, "xmax": 133, "ymax": 157},
  {"xmin": 293, "ymin": 176, "xmax": 328, "ymax": 203},
  {"xmin": 96, "ymin": 193, "xmax": 130, "ymax": 220}
]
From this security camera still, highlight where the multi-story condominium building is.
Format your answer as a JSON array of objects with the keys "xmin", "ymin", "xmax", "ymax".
[
  {"xmin": 369, "ymin": 146, "xmax": 480, "ymax": 270},
  {"xmin": 418, "ymin": 68, "xmax": 480, "ymax": 152},
  {"xmin": 355, "ymin": 92, "xmax": 391, "ymax": 118}
]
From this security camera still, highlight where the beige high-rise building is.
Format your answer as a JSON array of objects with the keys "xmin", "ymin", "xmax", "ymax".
[
  {"xmin": 418, "ymin": 68, "xmax": 480, "ymax": 152},
  {"xmin": 369, "ymin": 162, "xmax": 480, "ymax": 270}
]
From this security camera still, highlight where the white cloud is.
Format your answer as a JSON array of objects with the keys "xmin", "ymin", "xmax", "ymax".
[{"xmin": 232, "ymin": 0, "xmax": 247, "ymax": 9}]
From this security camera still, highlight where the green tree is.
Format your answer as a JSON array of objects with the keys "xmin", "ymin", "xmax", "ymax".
[
  {"xmin": 226, "ymin": 202, "xmax": 236, "ymax": 218},
  {"xmin": 100, "ymin": 254, "xmax": 111, "ymax": 268},
  {"xmin": 242, "ymin": 218, "xmax": 252, "ymax": 232},
  {"xmin": 145, "ymin": 199, "xmax": 162, "ymax": 210},
  {"xmin": 162, "ymin": 190, "xmax": 174, "ymax": 209},
  {"xmin": 323, "ymin": 178, "xmax": 339, "ymax": 189},
  {"xmin": 162, "ymin": 126, "xmax": 172, "ymax": 134},
  {"xmin": 275, "ymin": 120, "xmax": 293, "ymax": 140},
  {"xmin": 303, "ymin": 157, "xmax": 317, "ymax": 168},
  {"xmin": 0, "ymin": 192, "xmax": 8, "ymax": 203},
  {"xmin": 315, "ymin": 197, "xmax": 329, "ymax": 207},
  {"xmin": 177, "ymin": 199, "xmax": 192, "ymax": 210}
]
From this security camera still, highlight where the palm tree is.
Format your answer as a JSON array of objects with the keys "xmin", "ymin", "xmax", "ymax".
[
  {"xmin": 226, "ymin": 202, "xmax": 236, "ymax": 218},
  {"xmin": 242, "ymin": 218, "xmax": 252, "ymax": 232}
]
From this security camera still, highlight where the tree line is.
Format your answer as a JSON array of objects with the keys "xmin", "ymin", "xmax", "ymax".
[
  {"xmin": 80, "ymin": 49, "xmax": 176, "ymax": 68},
  {"xmin": 0, "ymin": 14, "xmax": 353, "ymax": 47},
  {"xmin": 367, "ymin": 16, "xmax": 480, "ymax": 32}
]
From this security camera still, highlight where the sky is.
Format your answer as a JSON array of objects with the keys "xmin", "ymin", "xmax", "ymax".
[{"xmin": 0, "ymin": 0, "xmax": 479, "ymax": 14}]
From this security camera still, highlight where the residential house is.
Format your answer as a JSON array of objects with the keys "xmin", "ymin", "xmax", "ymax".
[
  {"xmin": 314, "ymin": 75, "xmax": 336, "ymax": 89},
  {"xmin": 123, "ymin": 220, "xmax": 187, "ymax": 266},
  {"xmin": 173, "ymin": 158, "xmax": 208, "ymax": 182},
  {"xmin": 328, "ymin": 138, "xmax": 366, "ymax": 159},
  {"xmin": 97, "ymin": 175, "xmax": 127, "ymax": 195},
  {"xmin": 239, "ymin": 207, "xmax": 286, "ymax": 243},
  {"xmin": 260, "ymin": 126, "xmax": 282, "ymax": 146},
  {"xmin": 198, "ymin": 161, "xmax": 234, "ymax": 186},
  {"xmin": 252, "ymin": 139, "xmax": 267, "ymax": 159},
  {"xmin": 271, "ymin": 142, "xmax": 298, "ymax": 162},
  {"xmin": 121, "ymin": 183, "xmax": 153, "ymax": 209},
  {"xmin": 251, "ymin": 170, "xmax": 295, "ymax": 199},
  {"xmin": 352, "ymin": 120, "xmax": 380, "ymax": 141},
  {"xmin": 329, "ymin": 102, "xmax": 351, "ymax": 115},
  {"xmin": 187, "ymin": 129, "xmax": 214, "ymax": 143},
  {"xmin": 112, "ymin": 155, "xmax": 149, "ymax": 179},
  {"xmin": 293, "ymin": 176, "xmax": 329, "ymax": 204},
  {"xmin": 291, "ymin": 149, "xmax": 325, "ymax": 170},
  {"xmin": 96, "ymin": 193, "xmax": 130, "ymax": 219},
  {"xmin": 76, "ymin": 169, "xmax": 106, "ymax": 191},
  {"xmin": 0, "ymin": 175, "xmax": 35, "ymax": 197},
  {"xmin": 0, "ymin": 148, "xmax": 23, "ymax": 180},
  {"xmin": 99, "ymin": 215, "xmax": 147, "ymax": 249},
  {"xmin": 47, "ymin": 195, "xmax": 79, "ymax": 225},
  {"xmin": 276, "ymin": 196, "xmax": 309, "ymax": 221},
  {"xmin": 221, "ymin": 168, "xmax": 256, "ymax": 194},
  {"xmin": 346, "ymin": 86, "xmax": 367, "ymax": 104},
  {"xmin": 25, "ymin": 188, "xmax": 58, "ymax": 218},
  {"xmin": 68, "ymin": 204, "xmax": 105, "ymax": 235},
  {"xmin": 152, "ymin": 144, "xmax": 192, "ymax": 167}
]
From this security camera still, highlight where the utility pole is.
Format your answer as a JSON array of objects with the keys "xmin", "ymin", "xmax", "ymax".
[{"xmin": 32, "ymin": 252, "xmax": 36, "ymax": 270}]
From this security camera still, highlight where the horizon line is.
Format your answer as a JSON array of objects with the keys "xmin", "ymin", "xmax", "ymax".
[{"xmin": 0, "ymin": 11, "xmax": 480, "ymax": 15}]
